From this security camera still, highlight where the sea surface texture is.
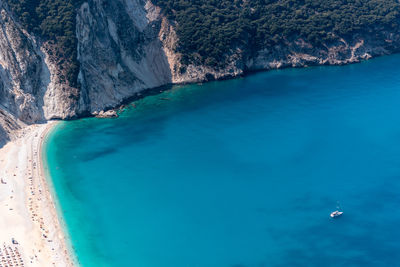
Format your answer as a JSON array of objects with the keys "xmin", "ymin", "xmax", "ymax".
[{"xmin": 45, "ymin": 55, "xmax": 400, "ymax": 267}]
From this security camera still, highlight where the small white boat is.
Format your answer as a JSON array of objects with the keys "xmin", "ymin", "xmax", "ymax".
[{"xmin": 330, "ymin": 210, "xmax": 343, "ymax": 218}]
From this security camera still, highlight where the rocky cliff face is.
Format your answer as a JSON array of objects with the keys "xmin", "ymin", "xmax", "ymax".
[
  {"xmin": 0, "ymin": 4, "xmax": 43, "ymax": 145},
  {"xmin": 0, "ymin": 0, "xmax": 81, "ymax": 145},
  {"xmin": 0, "ymin": 108, "xmax": 23, "ymax": 147},
  {"xmin": 160, "ymin": 24, "xmax": 400, "ymax": 83},
  {"xmin": 0, "ymin": 7, "xmax": 44, "ymax": 124},
  {"xmin": 76, "ymin": 0, "xmax": 172, "ymax": 114},
  {"xmin": 0, "ymin": 0, "xmax": 90, "ymax": 121},
  {"xmin": 76, "ymin": 0, "xmax": 400, "ymax": 94},
  {"xmin": 1, "ymin": 0, "xmax": 400, "ymax": 145}
]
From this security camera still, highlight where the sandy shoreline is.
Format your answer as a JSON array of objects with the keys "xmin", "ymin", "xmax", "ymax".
[{"xmin": 0, "ymin": 122, "xmax": 75, "ymax": 267}]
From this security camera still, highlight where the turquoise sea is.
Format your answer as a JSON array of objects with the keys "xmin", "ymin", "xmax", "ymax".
[{"xmin": 45, "ymin": 55, "xmax": 400, "ymax": 267}]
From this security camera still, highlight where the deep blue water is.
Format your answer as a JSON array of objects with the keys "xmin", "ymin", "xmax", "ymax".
[{"xmin": 45, "ymin": 55, "xmax": 400, "ymax": 267}]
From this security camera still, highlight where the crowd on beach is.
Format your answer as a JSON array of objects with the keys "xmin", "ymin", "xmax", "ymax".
[
  {"xmin": 0, "ymin": 123, "xmax": 74, "ymax": 267},
  {"xmin": 0, "ymin": 243, "xmax": 25, "ymax": 267},
  {"xmin": 27, "ymin": 146, "xmax": 53, "ymax": 243}
]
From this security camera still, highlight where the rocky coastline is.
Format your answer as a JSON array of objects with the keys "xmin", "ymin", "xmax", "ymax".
[{"xmin": 1, "ymin": 0, "xmax": 400, "ymax": 144}]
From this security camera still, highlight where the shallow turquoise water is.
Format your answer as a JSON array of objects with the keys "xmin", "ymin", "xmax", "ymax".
[{"xmin": 45, "ymin": 55, "xmax": 400, "ymax": 267}]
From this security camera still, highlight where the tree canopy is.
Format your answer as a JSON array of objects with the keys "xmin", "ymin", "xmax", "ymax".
[
  {"xmin": 6, "ymin": 0, "xmax": 84, "ymax": 87},
  {"xmin": 6, "ymin": 0, "xmax": 400, "ymax": 80},
  {"xmin": 153, "ymin": 0, "xmax": 400, "ymax": 67}
]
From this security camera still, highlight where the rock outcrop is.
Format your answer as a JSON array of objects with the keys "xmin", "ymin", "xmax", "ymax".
[
  {"xmin": 0, "ymin": 7, "xmax": 44, "ymax": 124},
  {"xmin": 76, "ymin": 0, "xmax": 172, "ymax": 114},
  {"xmin": 160, "ymin": 22, "xmax": 400, "ymax": 83},
  {"xmin": 94, "ymin": 109, "xmax": 118, "ymax": 118},
  {"xmin": 0, "ymin": 0, "xmax": 82, "ymax": 145},
  {"xmin": 0, "ymin": 108, "xmax": 23, "ymax": 147}
]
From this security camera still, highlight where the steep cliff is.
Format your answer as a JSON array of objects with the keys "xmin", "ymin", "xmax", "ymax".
[
  {"xmin": 1, "ymin": 0, "xmax": 400, "ymax": 145},
  {"xmin": 0, "ymin": 0, "xmax": 81, "ymax": 144},
  {"xmin": 0, "ymin": 108, "xmax": 23, "ymax": 147},
  {"xmin": 0, "ymin": 7, "xmax": 44, "ymax": 123},
  {"xmin": 0, "ymin": 4, "xmax": 42, "ymax": 145},
  {"xmin": 77, "ymin": 0, "xmax": 400, "ymax": 91},
  {"xmin": 158, "ymin": 12, "xmax": 400, "ymax": 83},
  {"xmin": 0, "ymin": 0, "xmax": 176, "ymax": 145},
  {"xmin": 76, "ymin": 0, "xmax": 172, "ymax": 114},
  {"xmin": 154, "ymin": 0, "xmax": 400, "ymax": 82}
]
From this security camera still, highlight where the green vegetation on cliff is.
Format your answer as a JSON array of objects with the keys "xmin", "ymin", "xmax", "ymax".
[
  {"xmin": 6, "ymin": 0, "xmax": 84, "ymax": 87},
  {"xmin": 6, "ymin": 0, "xmax": 400, "ymax": 78},
  {"xmin": 153, "ymin": 0, "xmax": 400, "ymax": 67}
]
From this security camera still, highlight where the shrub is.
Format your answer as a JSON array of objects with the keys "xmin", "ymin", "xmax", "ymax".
[
  {"xmin": 153, "ymin": 0, "xmax": 400, "ymax": 68},
  {"xmin": 6, "ymin": 0, "xmax": 84, "ymax": 87}
]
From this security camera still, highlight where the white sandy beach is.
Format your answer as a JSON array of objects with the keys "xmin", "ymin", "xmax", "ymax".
[{"xmin": 0, "ymin": 122, "xmax": 74, "ymax": 267}]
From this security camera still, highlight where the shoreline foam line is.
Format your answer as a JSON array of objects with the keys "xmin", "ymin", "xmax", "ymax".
[
  {"xmin": 40, "ymin": 122, "xmax": 80, "ymax": 267},
  {"xmin": 0, "ymin": 121, "xmax": 75, "ymax": 266}
]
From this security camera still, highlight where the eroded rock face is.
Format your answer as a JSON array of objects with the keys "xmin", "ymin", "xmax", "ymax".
[
  {"xmin": 151, "ymin": 2, "xmax": 400, "ymax": 83},
  {"xmin": 76, "ymin": 0, "xmax": 172, "ymax": 114},
  {"xmin": 159, "ymin": 24, "xmax": 400, "ymax": 83},
  {"xmin": 0, "ymin": 1, "xmax": 81, "ymax": 143},
  {"xmin": 0, "ymin": 108, "xmax": 23, "ymax": 147},
  {"xmin": 0, "ymin": 8, "xmax": 44, "ymax": 124},
  {"xmin": 0, "ymin": 0, "xmax": 86, "ymax": 126},
  {"xmin": 41, "ymin": 41, "xmax": 83, "ymax": 120},
  {"xmin": 245, "ymin": 32, "xmax": 400, "ymax": 71}
]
